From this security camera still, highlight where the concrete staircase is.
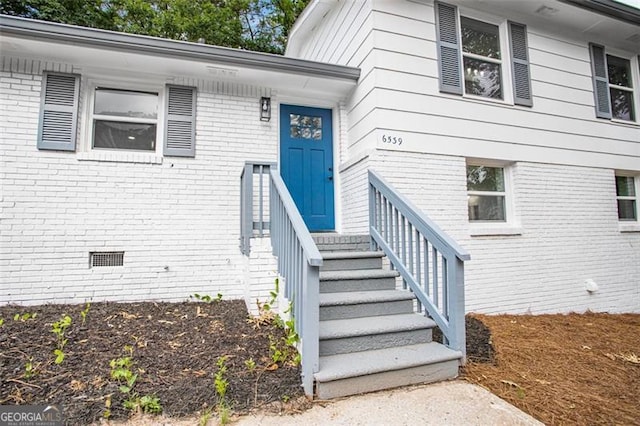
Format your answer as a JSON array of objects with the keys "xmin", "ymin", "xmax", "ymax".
[{"xmin": 312, "ymin": 234, "xmax": 462, "ymax": 399}]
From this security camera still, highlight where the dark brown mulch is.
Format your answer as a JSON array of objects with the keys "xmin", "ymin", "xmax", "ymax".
[
  {"xmin": 432, "ymin": 316, "xmax": 495, "ymax": 363},
  {"xmin": 0, "ymin": 300, "xmax": 303, "ymax": 425}
]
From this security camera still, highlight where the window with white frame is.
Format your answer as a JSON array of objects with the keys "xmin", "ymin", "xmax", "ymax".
[
  {"xmin": 37, "ymin": 71, "xmax": 196, "ymax": 157},
  {"xmin": 434, "ymin": 1, "xmax": 533, "ymax": 106},
  {"xmin": 607, "ymin": 55, "xmax": 635, "ymax": 122},
  {"xmin": 461, "ymin": 17, "xmax": 503, "ymax": 99},
  {"xmin": 589, "ymin": 44, "xmax": 638, "ymax": 123},
  {"xmin": 615, "ymin": 175, "xmax": 637, "ymax": 221},
  {"xmin": 467, "ymin": 165, "xmax": 507, "ymax": 221},
  {"xmin": 91, "ymin": 88, "xmax": 159, "ymax": 151}
]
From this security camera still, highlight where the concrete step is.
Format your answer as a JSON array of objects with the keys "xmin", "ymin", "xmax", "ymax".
[
  {"xmin": 319, "ymin": 290, "xmax": 414, "ymax": 320},
  {"xmin": 321, "ymin": 251, "xmax": 385, "ymax": 272},
  {"xmin": 319, "ymin": 269, "xmax": 398, "ymax": 293},
  {"xmin": 319, "ymin": 313, "xmax": 435, "ymax": 356},
  {"xmin": 313, "ymin": 234, "xmax": 370, "ymax": 252},
  {"xmin": 315, "ymin": 342, "xmax": 462, "ymax": 399}
]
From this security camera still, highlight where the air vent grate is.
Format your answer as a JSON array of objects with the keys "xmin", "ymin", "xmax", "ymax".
[{"xmin": 90, "ymin": 251, "xmax": 124, "ymax": 268}]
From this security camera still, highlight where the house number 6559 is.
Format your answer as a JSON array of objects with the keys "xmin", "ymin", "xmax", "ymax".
[{"xmin": 381, "ymin": 134, "xmax": 403, "ymax": 145}]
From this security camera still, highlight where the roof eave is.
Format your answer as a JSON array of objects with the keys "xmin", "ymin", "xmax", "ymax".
[
  {"xmin": 558, "ymin": 0, "xmax": 640, "ymax": 25},
  {"xmin": 0, "ymin": 15, "xmax": 360, "ymax": 81}
]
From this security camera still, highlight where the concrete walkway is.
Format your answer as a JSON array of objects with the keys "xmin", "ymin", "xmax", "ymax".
[
  {"xmin": 118, "ymin": 380, "xmax": 543, "ymax": 426},
  {"xmin": 235, "ymin": 381, "xmax": 543, "ymax": 426}
]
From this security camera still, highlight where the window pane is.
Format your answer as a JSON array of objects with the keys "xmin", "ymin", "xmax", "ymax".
[
  {"xmin": 463, "ymin": 57, "xmax": 502, "ymax": 99},
  {"xmin": 607, "ymin": 55, "xmax": 632, "ymax": 88},
  {"xmin": 461, "ymin": 17, "xmax": 501, "ymax": 59},
  {"xmin": 94, "ymin": 88, "xmax": 158, "ymax": 119},
  {"xmin": 467, "ymin": 166, "xmax": 505, "ymax": 192},
  {"xmin": 610, "ymin": 88, "xmax": 635, "ymax": 121},
  {"xmin": 289, "ymin": 113, "xmax": 322, "ymax": 140},
  {"xmin": 616, "ymin": 176, "xmax": 636, "ymax": 197},
  {"xmin": 93, "ymin": 120, "xmax": 156, "ymax": 151},
  {"xmin": 468, "ymin": 195, "xmax": 506, "ymax": 221},
  {"xmin": 617, "ymin": 199, "xmax": 637, "ymax": 220}
]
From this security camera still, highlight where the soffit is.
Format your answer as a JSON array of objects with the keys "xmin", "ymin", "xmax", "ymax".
[{"xmin": 450, "ymin": 0, "xmax": 639, "ymax": 52}]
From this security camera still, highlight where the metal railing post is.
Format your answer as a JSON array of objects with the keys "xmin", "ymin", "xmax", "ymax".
[
  {"xmin": 240, "ymin": 163, "xmax": 253, "ymax": 255},
  {"xmin": 367, "ymin": 169, "xmax": 470, "ymax": 363}
]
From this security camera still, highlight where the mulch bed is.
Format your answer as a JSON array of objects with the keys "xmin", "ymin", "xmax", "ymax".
[
  {"xmin": 463, "ymin": 312, "xmax": 640, "ymax": 425},
  {"xmin": 3, "ymin": 301, "xmax": 638, "ymax": 426},
  {"xmin": 0, "ymin": 300, "xmax": 303, "ymax": 425}
]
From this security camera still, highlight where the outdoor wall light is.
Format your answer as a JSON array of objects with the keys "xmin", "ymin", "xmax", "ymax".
[{"xmin": 260, "ymin": 97, "xmax": 271, "ymax": 122}]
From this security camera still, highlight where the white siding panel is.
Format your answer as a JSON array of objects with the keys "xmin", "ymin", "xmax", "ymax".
[
  {"xmin": 373, "ymin": 0, "xmax": 434, "ymax": 23},
  {"xmin": 528, "ymin": 48, "xmax": 590, "ymax": 77},
  {"xmin": 373, "ymin": 30, "xmax": 436, "ymax": 60},
  {"xmin": 530, "ymin": 64, "xmax": 593, "ymax": 93},
  {"xmin": 527, "ymin": 31, "xmax": 590, "ymax": 63},
  {"xmin": 346, "ymin": 70, "xmax": 377, "ymax": 120},
  {"xmin": 324, "ymin": 1, "xmax": 368, "ymax": 63},
  {"xmin": 372, "ymin": 10, "xmax": 435, "ymax": 42},
  {"xmin": 372, "ymin": 83, "xmax": 639, "ymax": 144},
  {"xmin": 308, "ymin": 1, "xmax": 349, "ymax": 60},
  {"xmin": 531, "ymin": 80, "xmax": 594, "ymax": 107},
  {"xmin": 333, "ymin": 5, "xmax": 374, "ymax": 66},
  {"xmin": 373, "ymin": 48, "xmax": 439, "ymax": 78}
]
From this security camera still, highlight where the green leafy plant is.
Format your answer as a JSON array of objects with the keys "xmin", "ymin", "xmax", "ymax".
[
  {"xmin": 265, "ymin": 300, "xmax": 301, "ymax": 367},
  {"xmin": 80, "ymin": 302, "xmax": 91, "ymax": 325},
  {"xmin": 214, "ymin": 356, "xmax": 231, "ymax": 425},
  {"xmin": 51, "ymin": 314, "xmax": 72, "ymax": 364},
  {"xmin": 24, "ymin": 359, "xmax": 37, "ymax": 379},
  {"xmin": 260, "ymin": 278, "xmax": 280, "ymax": 312},
  {"xmin": 14, "ymin": 312, "xmax": 37, "ymax": 322},
  {"xmin": 244, "ymin": 358, "xmax": 256, "ymax": 371},
  {"xmin": 192, "ymin": 293, "xmax": 212, "ymax": 303},
  {"xmin": 0, "ymin": 318, "xmax": 4, "ymax": 327},
  {"xmin": 191, "ymin": 293, "xmax": 223, "ymax": 303},
  {"xmin": 53, "ymin": 349, "xmax": 65, "ymax": 365},
  {"xmin": 109, "ymin": 347, "xmax": 162, "ymax": 416},
  {"xmin": 124, "ymin": 394, "xmax": 162, "ymax": 414},
  {"xmin": 110, "ymin": 356, "xmax": 137, "ymax": 393}
]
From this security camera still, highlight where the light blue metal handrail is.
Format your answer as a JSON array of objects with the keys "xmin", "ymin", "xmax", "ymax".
[
  {"xmin": 240, "ymin": 162, "xmax": 274, "ymax": 256},
  {"xmin": 368, "ymin": 170, "xmax": 470, "ymax": 360},
  {"xmin": 269, "ymin": 169, "xmax": 322, "ymax": 396}
]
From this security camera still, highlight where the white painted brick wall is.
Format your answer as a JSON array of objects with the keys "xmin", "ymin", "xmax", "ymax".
[
  {"xmin": 352, "ymin": 150, "xmax": 640, "ymax": 314},
  {"xmin": 1, "ymin": 58, "xmax": 278, "ymax": 305},
  {"xmin": 340, "ymin": 156, "xmax": 371, "ymax": 234},
  {"xmin": 244, "ymin": 238, "xmax": 279, "ymax": 315}
]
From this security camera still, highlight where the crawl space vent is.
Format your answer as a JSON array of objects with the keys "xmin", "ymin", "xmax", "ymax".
[{"xmin": 90, "ymin": 251, "xmax": 124, "ymax": 268}]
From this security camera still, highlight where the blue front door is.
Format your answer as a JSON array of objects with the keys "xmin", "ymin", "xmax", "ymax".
[{"xmin": 280, "ymin": 104, "xmax": 335, "ymax": 231}]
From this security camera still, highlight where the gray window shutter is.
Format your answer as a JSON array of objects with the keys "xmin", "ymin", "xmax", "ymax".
[
  {"xmin": 164, "ymin": 85, "xmax": 196, "ymax": 157},
  {"xmin": 508, "ymin": 22, "xmax": 533, "ymax": 107},
  {"xmin": 435, "ymin": 1, "xmax": 462, "ymax": 95},
  {"xmin": 588, "ymin": 43, "xmax": 612, "ymax": 119},
  {"xmin": 37, "ymin": 72, "xmax": 80, "ymax": 151}
]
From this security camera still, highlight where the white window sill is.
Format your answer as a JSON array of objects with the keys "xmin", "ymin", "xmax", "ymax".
[
  {"xmin": 611, "ymin": 118, "xmax": 639, "ymax": 127},
  {"xmin": 470, "ymin": 224, "xmax": 523, "ymax": 237},
  {"xmin": 77, "ymin": 151, "xmax": 163, "ymax": 165},
  {"xmin": 619, "ymin": 223, "xmax": 640, "ymax": 233}
]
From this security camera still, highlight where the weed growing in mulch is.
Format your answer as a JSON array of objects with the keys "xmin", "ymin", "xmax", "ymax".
[{"xmin": 0, "ymin": 300, "xmax": 303, "ymax": 425}]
